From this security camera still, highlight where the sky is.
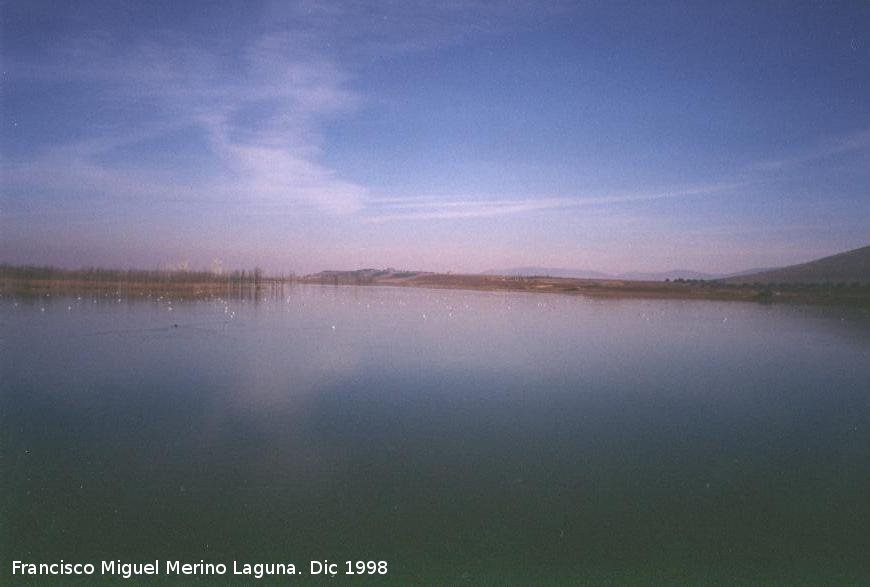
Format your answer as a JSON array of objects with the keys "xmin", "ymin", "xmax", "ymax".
[{"xmin": 1, "ymin": 1, "xmax": 869, "ymax": 275}]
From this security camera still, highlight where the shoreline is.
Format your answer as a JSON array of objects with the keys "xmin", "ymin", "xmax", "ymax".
[
  {"xmin": 0, "ymin": 277, "xmax": 284, "ymax": 300},
  {"xmin": 301, "ymin": 272, "xmax": 870, "ymax": 306},
  {"xmin": 3, "ymin": 274, "xmax": 869, "ymax": 307}
]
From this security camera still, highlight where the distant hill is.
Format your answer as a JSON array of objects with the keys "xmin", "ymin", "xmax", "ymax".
[
  {"xmin": 482, "ymin": 267, "xmax": 612, "ymax": 279},
  {"xmin": 313, "ymin": 247, "xmax": 870, "ymax": 286},
  {"xmin": 720, "ymin": 245, "xmax": 870, "ymax": 284},
  {"xmin": 720, "ymin": 267, "xmax": 779, "ymax": 279},
  {"xmin": 485, "ymin": 267, "xmax": 723, "ymax": 281},
  {"xmin": 305, "ymin": 268, "xmax": 426, "ymax": 284},
  {"xmin": 619, "ymin": 270, "xmax": 720, "ymax": 281}
]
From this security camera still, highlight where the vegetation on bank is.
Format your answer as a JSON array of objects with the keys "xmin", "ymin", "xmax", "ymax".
[
  {"xmin": 301, "ymin": 270, "xmax": 870, "ymax": 306},
  {"xmin": 2, "ymin": 264, "xmax": 869, "ymax": 306},
  {"xmin": 669, "ymin": 277, "xmax": 870, "ymax": 289},
  {"xmin": 0, "ymin": 264, "xmax": 290, "ymax": 286}
]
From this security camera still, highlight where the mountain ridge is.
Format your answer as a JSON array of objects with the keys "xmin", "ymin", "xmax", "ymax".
[
  {"xmin": 484, "ymin": 267, "xmax": 729, "ymax": 281},
  {"xmin": 720, "ymin": 245, "xmax": 870, "ymax": 284}
]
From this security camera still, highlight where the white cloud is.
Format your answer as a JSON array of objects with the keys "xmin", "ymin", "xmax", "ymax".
[
  {"xmin": 3, "ymin": 2, "xmax": 576, "ymax": 220},
  {"xmin": 3, "ymin": 10, "xmax": 368, "ymax": 216},
  {"xmin": 363, "ymin": 183, "xmax": 744, "ymax": 223},
  {"xmin": 751, "ymin": 128, "xmax": 870, "ymax": 172}
]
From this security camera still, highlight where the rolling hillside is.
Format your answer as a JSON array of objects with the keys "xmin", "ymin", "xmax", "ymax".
[
  {"xmin": 482, "ymin": 267, "xmax": 612, "ymax": 279},
  {"xmin": 487, "ymin": 267, "xmax": 728, "ymax": 281},
  {"xmin": 721, "ymin": 245, "xmax": 870, "ymax": 284}
]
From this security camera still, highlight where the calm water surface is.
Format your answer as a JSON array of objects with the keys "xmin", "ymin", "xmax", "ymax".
[{"xmin": 2, "ymin": 285, "xmax": 870, "ymax": 584}]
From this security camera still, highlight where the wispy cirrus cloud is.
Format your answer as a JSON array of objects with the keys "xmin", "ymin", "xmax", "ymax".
[
  {"xmin": 363, "ymin": 183, "xmax": 744, "ymax": 223},
  {"xmin": 3, "ymin": 5, "xmax": 370, "ymax": 215},
  {"xmin": 0, "ymin": 1, "xmax": 754, "ymax": 226},
  {"xmin": 2, "ymin": 1, "xmax": 573, "ymax": 220},
  {"xmin": 750, "ymin": 128, "xmax": 870, "ymax": 172}
]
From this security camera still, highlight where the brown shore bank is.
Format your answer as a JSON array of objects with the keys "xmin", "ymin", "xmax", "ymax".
[
  {"xmin": 300, "ymin": 270, "xmax": 870, "ymax": 307},
  {"xmin": 3, "ymin": 266, "xmax": 869, "ymax": 306},
  {"xmin": 0, "ymin": 266, "xmax": 286, "ymax": 301}
]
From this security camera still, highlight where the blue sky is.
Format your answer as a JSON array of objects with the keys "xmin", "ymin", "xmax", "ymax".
[{"xmin": 2, "ymin": 1, "xmax": 869, "ymax": 274}]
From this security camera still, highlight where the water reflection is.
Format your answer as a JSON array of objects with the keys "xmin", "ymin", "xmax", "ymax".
[{"xmin": 2, "ymin": 286, "xmax": 870, "ymax": 583}]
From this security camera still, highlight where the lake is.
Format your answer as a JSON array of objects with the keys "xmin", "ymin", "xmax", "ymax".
[{"xmin": 2, "ymin": 285, "xmax": 870, "ymax": 584}]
